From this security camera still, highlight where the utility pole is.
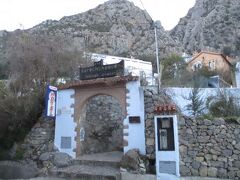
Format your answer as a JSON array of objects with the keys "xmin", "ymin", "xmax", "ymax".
[{"xmin": 154, "ymin": 23, "xmax": 161, "ymax": 92}]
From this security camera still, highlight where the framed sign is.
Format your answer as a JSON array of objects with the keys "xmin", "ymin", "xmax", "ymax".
[
  {"xmin": 79, "ymin": 60, "xmax": 124, "ymax": 80},
  {"xmin": 129, "ymin": 116, "xmax": 141, "ymax": 123},
  {"xmin": 45, "ymin": 85, "xmax": 57, "ymax": 118}
]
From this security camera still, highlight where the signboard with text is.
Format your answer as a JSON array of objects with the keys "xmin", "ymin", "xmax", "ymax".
[
  {"xmin": 79, "ymin": 60, "xmax": 124, "ymax": 80},
  {"xmin": 45, "ymin": 85, "xmax": 57, "ymax": 118}
]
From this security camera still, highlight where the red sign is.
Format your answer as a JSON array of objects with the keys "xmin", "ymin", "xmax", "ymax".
[{"xmin": 154, "ymin": 104, "xmax": 177, "ymax": 114}]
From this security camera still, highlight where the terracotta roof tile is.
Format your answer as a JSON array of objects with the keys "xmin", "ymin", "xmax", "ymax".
[{"xmin": 58, "ymin": 75, "xmax": 138, "ymax": 90}]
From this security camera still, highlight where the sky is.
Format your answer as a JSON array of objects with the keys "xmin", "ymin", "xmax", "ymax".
[{"xmin": 0, "ymin": 0, "xmax": 196, "ymax": 31}]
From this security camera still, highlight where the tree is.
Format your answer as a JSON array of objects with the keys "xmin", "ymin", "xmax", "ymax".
[
  {"xmin": 0, "ymin": 32, "xmax": 90, "ymax": 158},
  {"xmin": 6, "ymin": 32, "xmax": 89, "ymax": 94},
  {"xmin": 184, "ymin": 88, "xmax": 205, "ymax": 117},
  {"xmin": 161, "ymin": 54, "xmax": 191, "ymax": 87}
]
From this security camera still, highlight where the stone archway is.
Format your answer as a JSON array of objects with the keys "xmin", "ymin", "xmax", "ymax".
[
  {"xmin": 70, "ymin": 77, "xmax": 134, "ymax": 156},
  {"xmin": 78, "ymin": 95, "xmax": 124, "ymax": 155}
]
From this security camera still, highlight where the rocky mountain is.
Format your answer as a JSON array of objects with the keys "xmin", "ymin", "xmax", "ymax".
[
  {"xmin": 170, "ymin": 0, "xmax": 240, "ymax": 56},
  {"xmin": 0, "ymin": 0, "xmax": 182, "ymax": 64}
]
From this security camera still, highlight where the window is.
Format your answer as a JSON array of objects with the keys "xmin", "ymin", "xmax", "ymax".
[
  {"xmin": 208, "ymin": 60, "xmax": 216, "ymax": 70},
  {"xmin": 192, "ymin": 61, "xmax": 202, "ymax": 71},
  {"xmin": 61, "ymin": 137, "xmax": 71, "ymax": 149},
  {"xmin": 157, "ymin": 117, "xmax": 175, "ymax": 151}
]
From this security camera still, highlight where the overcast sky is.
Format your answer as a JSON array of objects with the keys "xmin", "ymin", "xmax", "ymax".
[{"xmin": 0, "ymin": 0, "xmax": 195, "ymax": 31}]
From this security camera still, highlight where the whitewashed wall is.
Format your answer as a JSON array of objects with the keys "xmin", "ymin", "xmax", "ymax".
[
  {"xmin": 54, "ymin": 89, "xmax": 76, "ymax": 158},
  {"xmin": 124, "ymin": 80, "xmax": 146, "ymax": 154},
  {"xmin": 167, "ymin": 87, "xmax": 240, "ymax": 116}
]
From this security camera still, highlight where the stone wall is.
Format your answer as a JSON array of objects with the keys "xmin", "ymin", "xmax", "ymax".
[
  {"xmin": 144, "ymin": 89, "xmax": 156, "ymax": 159},
  {"xmin": 21, "ymin": 118, "xmax": 55, "ymax": 161},
  {"xmin": 179, "ymin": 117, "xmax": 240, "ymax": 179},
  {"xmin": 144, "ymin": 88, "xmax": 169, "ymax": 159},
  {"xmin": 144, "ymin": 87, "xmax": 240, "ymax": 179}
]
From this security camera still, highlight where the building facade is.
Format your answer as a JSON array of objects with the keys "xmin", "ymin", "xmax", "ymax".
[{"xmin": 187, "ymin": 51, "xmax": 233, "ymax": 85}]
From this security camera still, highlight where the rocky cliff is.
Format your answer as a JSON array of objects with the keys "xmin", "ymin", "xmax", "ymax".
[
  {"xmin": 170, "ymin": 0, "xmax": 240, "ymax": 56},
  {"xmin": 0, "ymin": 0, "xmax": 182, "ymax": 64}
]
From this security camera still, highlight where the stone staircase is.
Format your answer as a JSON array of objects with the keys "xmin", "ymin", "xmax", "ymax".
[{"xmin": 49, "ymin": 151, "xmax": 122, "ymax": 180}]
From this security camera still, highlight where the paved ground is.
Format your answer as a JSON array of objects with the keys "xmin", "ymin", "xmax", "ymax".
[
  {"xmin": 12, "ymin": 151, "xmax": 229, "ymax": 180},
  {"xmin": 22, "ymin": 175, "xmax": 230, "ymax": 180},
  {"xmin": 121, "ymin": 173, "xmax": 230, "ymax": 180},
  {"xmin": 121, "ymin": 172, "xmax": 156, "ymax": 180}
]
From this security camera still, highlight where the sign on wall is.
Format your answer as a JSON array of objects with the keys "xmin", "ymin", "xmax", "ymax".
[
  {"xmin": 129, "ymin": 116, "xmax": 141, "ymax": 123},
  {"xmin": 45, "ymin": 85, "xmax": 57, "ymax": 118},
  {"xmin": 79, "ymin": 60, "xmax": 124, "ymax": 80}
]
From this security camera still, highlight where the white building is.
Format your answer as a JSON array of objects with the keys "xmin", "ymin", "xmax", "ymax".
[{"xmin": 91, "ymin": 53, "xmax": 155, "ymax": 85}]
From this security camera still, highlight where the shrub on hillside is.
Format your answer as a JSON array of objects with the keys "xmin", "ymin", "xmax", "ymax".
[
  {"xmin": 0, "ymin": 87, "xmax": 43, "ymax": 153},
  {"xmin": 206, "ymin": 90, "xmax": 240, "ymax": 118},
  {"xmin": 0, "ymin": 32, "xmax": 89, "ymax": 159}
]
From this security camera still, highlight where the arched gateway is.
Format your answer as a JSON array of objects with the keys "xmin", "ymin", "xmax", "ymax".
[{"xmin": 54, "ymin": 60, "xmax": 146, "ymax": 158}]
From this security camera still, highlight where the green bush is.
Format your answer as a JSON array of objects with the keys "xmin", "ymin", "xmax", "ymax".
[
  {"xmin": 89, "ymin": 23, "xmax": 112, "ymax": 32},
  {"xmin": 0, "ymin": 63, "xmax": 9, "ymax": 79},
  {"xmin": 0, "ymin": 85, "xmax": 43, "ymax": 156},
  {"xmin": 206, "ymin": 90, "xmax": 240, "ymax": 117},
  {"xmin": 13, "ymin": 146, "xmax": 25, "ymax": 160}
]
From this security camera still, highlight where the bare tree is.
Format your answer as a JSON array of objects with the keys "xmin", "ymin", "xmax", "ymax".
[
  {"xmin": 0, "ymin": 33, "xmax": 90, "ymax": 157},
  {"xmin": 6, "ymin": 32, "xmax": 89, "ymax": 94}
]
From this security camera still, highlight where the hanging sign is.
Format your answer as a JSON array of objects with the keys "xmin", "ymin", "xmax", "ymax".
[{"xmin": 45, "ymin": 85, "xmax": 57, "ymax": 118}]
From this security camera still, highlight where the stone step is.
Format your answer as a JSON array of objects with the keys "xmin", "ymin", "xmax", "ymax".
[
  {"xmin": 49, "ymin": 164, "xmax": 121, "ymax": 180},
  {"xmin": 71, "ymin": 159, "xmax": 120, "ymax": 168},
  {"xmin": 71, "ymin": 151, "xmax": 122, "ymax": 168}
]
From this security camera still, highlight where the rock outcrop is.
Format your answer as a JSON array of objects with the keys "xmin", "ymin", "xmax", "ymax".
[
  {"xmin": 120, "ymin": 149, "xmax": 146, "ymax": 174},
  {"xmin": 170, "ymin": 0, "xmax": 240, "ymax": 56},
  {"xmin": 0, "ymin": 161, "xmax": 39, "ymax": 179},
  {"xmin": 0, "ymin": 0, "xmax": 182, "ymax": 64}
]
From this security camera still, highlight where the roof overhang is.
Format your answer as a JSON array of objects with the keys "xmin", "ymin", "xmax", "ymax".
[{"xmin": 58, "ymin": 75, "xmax": 139, "ymax": 90}]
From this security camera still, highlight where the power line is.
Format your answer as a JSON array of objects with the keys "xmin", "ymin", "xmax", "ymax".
[
  {"xmin": 137, "ymin": 0, "xmax": 161, "ymax": 89},
  {"xmin": 137, "ymin": 0, "xmax": 155, "ymax": 27},
  {"xmin": 139, "ymin": 0, "xmax": 146, "ymax": 11}
]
